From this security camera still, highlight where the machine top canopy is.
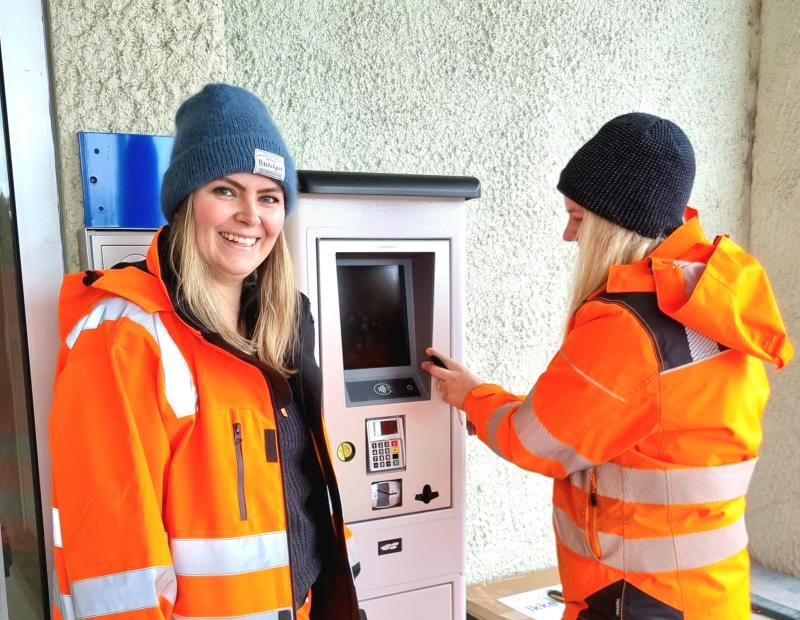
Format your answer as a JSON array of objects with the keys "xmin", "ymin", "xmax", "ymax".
[{"xmin": 79, "ymin": 131, "xmax": 481, "ymax": 228}]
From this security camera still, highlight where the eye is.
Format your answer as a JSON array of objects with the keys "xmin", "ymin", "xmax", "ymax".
[
  {"xmin": 212, "ymin": 186, "xmax": 235, "ymax": 197},
  {"xmin": 259, "ymin": 194, "xmax": 283, "ymax": 205}
]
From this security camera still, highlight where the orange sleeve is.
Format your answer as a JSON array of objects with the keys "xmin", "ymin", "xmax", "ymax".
[
  {"xmin": 464, "ymin": 300, "xmax": 661, "ymax": 479},
  {"xmin": 49, "ymin": 321, "xmax": 174, "ymax": 619}
]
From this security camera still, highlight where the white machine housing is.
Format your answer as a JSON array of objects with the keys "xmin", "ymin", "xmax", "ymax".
[{"xmin": 286, "ymin": 171, "xmax": 477, "ymax": 619}]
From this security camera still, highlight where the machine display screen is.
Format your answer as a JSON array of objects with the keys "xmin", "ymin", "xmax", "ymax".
[
  {"xmin": 380, "ymin": 419, "xmax": 398, "ymax": 435},
  {"xmin": 337, "ymin": 264, "xmax": 411, "ymax": 370}
]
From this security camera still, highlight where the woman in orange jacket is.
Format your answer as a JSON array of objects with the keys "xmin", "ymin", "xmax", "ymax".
[
  {"xmin": 424, "ymin": 113, "xmax": 793, "ymax": 619},
  {"xmin": 49, "ymin": 84, "xmax": 360, "ymax": 620}
]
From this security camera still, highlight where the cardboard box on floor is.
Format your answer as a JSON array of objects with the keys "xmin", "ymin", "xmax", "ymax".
[{"xmin": 467, "ymin": 567, "xmax": 561, "ymax": 620}]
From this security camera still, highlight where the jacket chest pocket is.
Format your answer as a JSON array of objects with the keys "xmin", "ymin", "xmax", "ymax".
[{"xmin": 229, "ymin": 409, "xmax": 280, "ymax": 522}]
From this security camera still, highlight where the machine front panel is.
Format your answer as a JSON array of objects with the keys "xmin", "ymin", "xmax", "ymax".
[{"xmin": 317, "ymin": 239, "xmax": 452, "ymax": 524}]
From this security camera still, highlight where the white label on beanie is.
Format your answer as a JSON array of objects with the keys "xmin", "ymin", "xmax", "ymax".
[{"xmin": 253, "ymin": 149, "xmax": 286, "ymax": 181}]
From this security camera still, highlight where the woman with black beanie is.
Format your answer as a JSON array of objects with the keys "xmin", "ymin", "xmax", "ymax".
[{"xmin": 425, "ymin": 113, "xmax": 793, "ymax": 619}]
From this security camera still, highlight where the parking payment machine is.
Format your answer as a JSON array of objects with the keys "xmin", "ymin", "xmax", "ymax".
[{"xmin": 286, "ymin": 172, "xmax": 479, "ymax": 619}]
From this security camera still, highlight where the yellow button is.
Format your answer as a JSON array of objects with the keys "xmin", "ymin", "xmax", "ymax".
[{"xmin": 336, "ymin": 442, "xmax": 356, "ymax": 462}]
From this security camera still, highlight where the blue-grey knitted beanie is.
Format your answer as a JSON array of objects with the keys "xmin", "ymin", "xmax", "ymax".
[
  {"xmin": 160, "ymin": 83, "xmax": 297, "ymax": 221},
  {"xmin": 557, "ymin": 112, "xmax": 695, "ymax": 239}
]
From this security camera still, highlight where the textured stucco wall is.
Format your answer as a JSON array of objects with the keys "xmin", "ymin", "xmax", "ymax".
[
  {"xmin": 47, "ymin": 0, "xmax": 759, "ymax": 583},
  {"xmin": 748, "ymin": 0, "xmax": 800, "ymax": 578},
  {"xmin": 46, "ymin": 0, "xmax": 229, "ymax": 268}
]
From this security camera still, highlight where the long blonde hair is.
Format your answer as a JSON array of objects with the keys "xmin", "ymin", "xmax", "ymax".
[
  {"xmin": 168, "ymin": 196, "xmax": 299, "ymax": 375},
  {"xmin": 566, "ymin": 209, "xmax": 664, "ymax": 322}
]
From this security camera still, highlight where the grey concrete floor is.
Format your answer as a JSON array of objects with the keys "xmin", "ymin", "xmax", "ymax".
[{"xmin": 751, "ymin": 564, "xmax": 800, "ymax": 619}]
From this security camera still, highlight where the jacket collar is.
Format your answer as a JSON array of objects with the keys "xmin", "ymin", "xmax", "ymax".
[
  {"xmin": 151, "ymin": 227, "xmax": 295, "ymax": 409},
  {"xmin": 606, "ymin": 209, "xmax": 712, "ymax": 294}
]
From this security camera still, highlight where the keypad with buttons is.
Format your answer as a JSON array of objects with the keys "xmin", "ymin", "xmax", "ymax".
[
  {"xmin": 369, "ymin": 439, "xmax": 404, "ymax": 472},
  {"xmin": 366, "ymin": 417, "xmax": 405, "ymax": 473}
]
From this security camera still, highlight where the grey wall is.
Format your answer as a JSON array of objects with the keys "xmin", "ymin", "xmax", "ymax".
[
  {"xmin": 748, "ymin": 0, "xmax": 800, "ymax": 577},
  {"xmin": 47, "ymin": 0, "xmax": 761, "ymax": 582}
]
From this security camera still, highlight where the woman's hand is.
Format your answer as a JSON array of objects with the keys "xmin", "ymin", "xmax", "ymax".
[{"xmin": 421, "ymin": 347, "xmax": 484, "ymax": 411}]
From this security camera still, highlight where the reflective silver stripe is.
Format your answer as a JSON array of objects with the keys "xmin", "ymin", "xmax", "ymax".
[
  {"xmin": 172, "ymin": 611, "xmax": 292, "ymax": 620},
  {"xmin": 70, "ymin": 565, "xmax": 177, "ymax": 618},
  {"xmin": 558, "ymin": 351, "xmax": 626, "ymax": 402},
  {"xmin": 553, "ymin": 507, "xmax": 749, "ymax": 573},
  {"xmin": 66, "ymin": 296, "xmax": 197, "ymax": 418},
  {"xmin": 346, "ymin": 534, "xmax": 359, "ymax": 568},
  {"xmin": 685, "ymin": 326, "xmax": 721, "ymax": 362},
  {"xmin": 53, "ymin": 507, "xmax": 62, "ymax": 548},
  {"xmin": 484, "ymin": 400, "xmax": 519, "ymax": 458},
  {"xmin": 52, "ymin": 570, "xmax": 76, "ymax": 620},
  {"xmin": 506, "ymin": 390, "xmax": 594, "ymax": 475},
  {"xmin": 171, "ymin": 531, "xmax": 289, "ymax": 576},
  {"xmin": 660, "ymin": 349, "xmax": 733, "ymax": 375},
  {"xmin": 569, "ymin": 458, "xmax": 757, "ymax": 505}
]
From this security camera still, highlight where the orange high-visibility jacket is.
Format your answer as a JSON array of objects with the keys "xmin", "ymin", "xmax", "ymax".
[
  {"xmin": 465, "ymin": 213, "xmax": 793, "ymax": 620},
  {"xmin": 49, "ymin": 232, "xmax": 360, "ymax": 620}
]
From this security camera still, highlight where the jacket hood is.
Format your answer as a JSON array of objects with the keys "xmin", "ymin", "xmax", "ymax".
[
  {"xmin": 607, "ymin": 210, "xmax": 794, "ymax": 369},
  {"xmin": 58, "ymin": 229, "xmax": 173, "ymax": 342}
]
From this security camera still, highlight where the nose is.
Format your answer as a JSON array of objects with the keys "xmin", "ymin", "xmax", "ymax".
[{"xmin": 235, "ymin": 196, "xmax": 260, "ymax": 226}]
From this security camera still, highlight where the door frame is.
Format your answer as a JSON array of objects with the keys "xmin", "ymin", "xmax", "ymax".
[{"xmin": 0, "ymin": 0, "xmax": 65, "ymax": 611}]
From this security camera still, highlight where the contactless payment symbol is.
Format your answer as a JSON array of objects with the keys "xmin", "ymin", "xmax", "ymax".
[
  {"xmin": 373, "ymin": 382, "xmax": 394, "ymax": 396},
  {"xmin": 336, "ymin": 442, "xmax": 356, "ymax": 462}
]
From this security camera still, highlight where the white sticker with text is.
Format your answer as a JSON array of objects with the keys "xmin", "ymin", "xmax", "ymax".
[
  {"xmin": 253, "ymin": 149, "xmax": 286, "ymax": 181},
  {"xmin": 497, "ymin": 584, "xmax": 565, "ymax": 619}
]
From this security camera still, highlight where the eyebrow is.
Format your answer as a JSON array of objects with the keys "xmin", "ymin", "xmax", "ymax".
[{"xmin": 217, "ymin": 176, "xmax": 282, "ymax": 194}]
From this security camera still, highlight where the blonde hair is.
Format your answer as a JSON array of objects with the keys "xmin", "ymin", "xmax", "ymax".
[
  {"xmin": 168, "ymin": 196, "xmax": 299, "ymax": 375},
  {"xmin": 566, "ymin": 209, "xmax": 664, "ymax": 323}
]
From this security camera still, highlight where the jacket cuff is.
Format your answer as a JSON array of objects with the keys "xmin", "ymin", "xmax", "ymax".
[{"xmin": 464, "ymin": 383, "xmax": 507, "ymax": 415}]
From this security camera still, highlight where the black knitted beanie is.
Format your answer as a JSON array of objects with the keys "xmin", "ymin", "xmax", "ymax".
[{"xmin": 557, "ymin": 112, "xmax": 695, "ymax": 239}]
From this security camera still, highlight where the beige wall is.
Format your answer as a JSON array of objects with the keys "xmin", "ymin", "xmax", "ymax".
[
  {"xmin": 47, "ymin": 0, "xmax": 760, "ymax": 582},
  {"xmin": 748, "ymin": 0, "xmax": 800, "ymax": 577}
]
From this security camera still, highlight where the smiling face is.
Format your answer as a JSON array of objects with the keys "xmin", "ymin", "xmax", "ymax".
[
  {"xmin": 192, "ymin": 172, "xmax": 285, "ymax": 289},
  {"xmin": 563, "ymin": 196, "xmax": 586, "ymax": 243}
]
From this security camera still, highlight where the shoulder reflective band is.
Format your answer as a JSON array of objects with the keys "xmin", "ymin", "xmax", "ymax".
[
  {"xmin": 554, "ymin": 507, "xmax": 748, "ymax": 573},
  {"xmin": 569, "ymin": 458, "xmax": 757, "ymax": 505},
  {"xmin": 170, "ymin": 531, "xmax": 289, "ymax": 576},
  {"xmin": 66, "ymin": 296, "xmax": 197, "ymax": 418}
]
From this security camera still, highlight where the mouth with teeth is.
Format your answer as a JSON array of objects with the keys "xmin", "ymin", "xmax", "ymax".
[{"xmin": 219, "ymin": 231, "xmax": 259, "ymax": 247}]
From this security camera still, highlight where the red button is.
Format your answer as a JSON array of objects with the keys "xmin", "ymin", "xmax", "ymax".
[{"xmin": 391, "ymin": 440, "xmax": 397, "ymax": 446}]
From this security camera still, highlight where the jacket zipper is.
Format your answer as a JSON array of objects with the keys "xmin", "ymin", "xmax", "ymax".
[
  {"xmin": 585, "ymin": 468, "xmax": 602, "ymax": 560},
  {"xmin": 232, "ymin": 422, "xmax": 247, "ymax": 521}
]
